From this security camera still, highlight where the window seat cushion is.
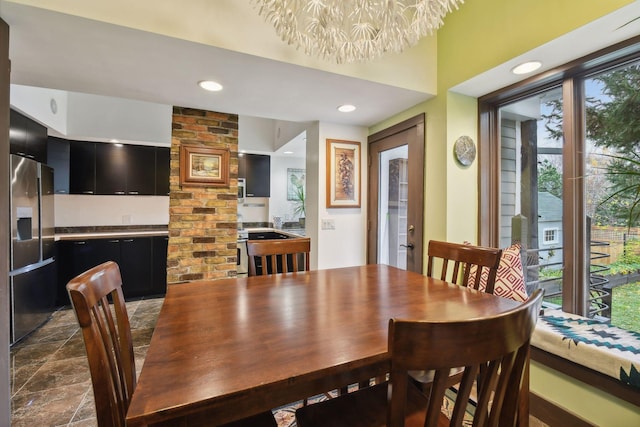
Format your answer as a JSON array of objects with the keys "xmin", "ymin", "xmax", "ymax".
[{"xmin": 532, "ymin": 309, "xmax": 640, "ymax": 390}]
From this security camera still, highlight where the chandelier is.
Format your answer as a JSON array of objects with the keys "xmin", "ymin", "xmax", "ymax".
[{"xmin": 252, "ymin": 0, "xmax": 463, "ymax": 64}]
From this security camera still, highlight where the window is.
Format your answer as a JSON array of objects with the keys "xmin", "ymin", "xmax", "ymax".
[
  {"xmin": 479, "ymin": 37, "xmax": 640, "ymax": 333},
  {"xmin": 543, "ymin": 228, "xmax": 559, "ymax": 245}
]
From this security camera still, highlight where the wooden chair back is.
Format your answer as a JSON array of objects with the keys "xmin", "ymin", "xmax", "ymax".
[
  {"xmin": 66, "ymin": 261, "xmax": 135, "ymax": 427},
  {"xmin": 247, "ymin": 238, "xmax": 310, "ymax": 276},
  {"xmin": 426, "ymin": 240, "xmax": 502, "ymax": 293},
  {"xmin": 388, "ymin": 288, "xmax": 543, "ymax": 427},
  {"xmin": 295, "ymin": 290, "xmax": 543, "ymax": 427}
]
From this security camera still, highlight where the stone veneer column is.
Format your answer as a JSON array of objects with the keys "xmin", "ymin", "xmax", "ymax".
[{"xmin": 167, "ymin": 107, "xmax": 238, "ymax": 283}]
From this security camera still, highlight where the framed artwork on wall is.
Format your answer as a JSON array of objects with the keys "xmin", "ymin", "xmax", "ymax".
[
  {"xmin": 326, "ymin": 139, "xmax": 360, "ymax": 208},
  {"xmin": 287, "ymin": 168, "xmax": 305, "ymax": 200},
  {"xmin": 179, "ymin": 145, "xmax": 230, "ymax": 187}
]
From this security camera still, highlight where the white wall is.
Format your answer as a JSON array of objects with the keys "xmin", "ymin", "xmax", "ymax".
[
  {"xmin": 313, "ymin": 122, "xmax": 368, "ymax": 270},
  {"xmin": 269, "ymin": 155, "xmax": 306, "ymax": 223},
  {"xmin": 55, "ymin": 195, "xmax": 169, "ymax": 227},
  {"xmin": 10, "ymin": 84, "xmax": 69, "ymax": 135}
]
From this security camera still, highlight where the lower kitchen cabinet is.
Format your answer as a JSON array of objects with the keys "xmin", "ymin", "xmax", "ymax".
[{"xmin": 56, "ymin": 235, "xmax": 167, "ymax": 305}]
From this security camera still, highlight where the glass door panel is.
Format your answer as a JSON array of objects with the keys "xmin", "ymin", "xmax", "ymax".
[{"xmin": 377, "ymin": 145, "xmax": 409, "ymax": 269}]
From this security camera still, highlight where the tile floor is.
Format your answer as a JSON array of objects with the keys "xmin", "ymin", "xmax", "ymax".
[
  {"xmin": 9, "ymin": 297, "xmax": 302, "ymax": 427},
  {"xmin": 10, "ymin": 297, "xmax": 163, "ymax": 427}
]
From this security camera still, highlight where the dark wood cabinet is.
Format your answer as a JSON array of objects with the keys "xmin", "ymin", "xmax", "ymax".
[
  {"xmin": 119, "ymin": 237, "xmax": 153, "ymax": 297},
  {"xmin": 155, "ymin": 147, "xmax": 170, "ymax": 196},
  {"xmin": 56, "ymin": 236, "xmax": 165, "ymax": 305},
  {"xmin": 95, "ymin": 143, "xmax": 128, "ymax": 194},
  {"xmin": 126, "ymin": 145, "xmax": 156, "ymax": 195},
  {"xmin": 239, "ymin": 153, "xmax": 270, "ymax": 197},
  {"xmin": 10, "ymin": 108, "xmax": 48, "ymax": 163},
  {"xmin": 152, "ymin": 235, "xmax": 169, "ymax": 294},
  {"xmin": 96, "ymin": 143, "xmax": 156, "ymax": 195},
  {"xmin": 52, "ymin": 139, "xmax": 169, "ymax": 196},
  {"xmin": 69, "ymin": 140, "xmax": 96, "ymax": 194},
  {"xmin": 47, "ymin": 137, "xmax": 70, "ymax": 194}
]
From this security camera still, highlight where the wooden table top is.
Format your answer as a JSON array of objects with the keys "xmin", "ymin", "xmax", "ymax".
[{"xmin": 126, "ymin": 264, "xmax": 521, "ymax": 427}]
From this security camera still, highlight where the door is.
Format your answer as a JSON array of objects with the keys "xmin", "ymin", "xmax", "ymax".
[{"xmin": 367, "ymin": 115, "xmax": 425, "ymax": 273}]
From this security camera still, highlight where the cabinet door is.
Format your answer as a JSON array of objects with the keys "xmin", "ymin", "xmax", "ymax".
[
  {"xmin": 9, "ymin": 109, "xmax": 27, "ymax": 157},
  {"xmin": 95, "ymin": 143, "xmax": 127, "ymax": 194},
  {"xmin": 69, "ymin": 141, "xmax": 96, "ymax": 194},
  {"xmin": 126, "ymin": 145, "xmax": 155, "ymax": 195},
  {"xmin": 120, "ymin": 238, "xmax": 153, "ymax": 298},
  {"xmin": 152, "ymin": 236, "xmax": 168, "ymax": 295},
  {"xmin": 155, "ymin": 148, "xmax": 170, "ymax": 196},
  {"xmin": 26, "ymin": 118, "xmax": 47, "ymax": 163},
  {"xmin": 47, "ymin": 137, "xmax": 70, "ymax": 194},
  {"xmin": 244, "ymin": 154, "xmax": 271, "ymax": 197}
]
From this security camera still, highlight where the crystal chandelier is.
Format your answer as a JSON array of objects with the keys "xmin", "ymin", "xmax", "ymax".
[{"xmin": 252, "ymin": 0, "xmax": 463, "ymax": 64}]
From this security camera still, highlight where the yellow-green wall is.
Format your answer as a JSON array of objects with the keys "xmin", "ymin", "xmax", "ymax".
[{"xmin": 370, "ymin": 0, "xmax": 639, "ymax": 423}]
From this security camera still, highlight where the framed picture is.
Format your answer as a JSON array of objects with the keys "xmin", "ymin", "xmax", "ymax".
[
  {"xmin": 179, "ymin": 145, "xmax": 230, "ymax": 187},
  {"xmin": 326, "ymin": 139, "xmax": 361, "ymax": 208},
  {"xmin": 287, "ymin": 168, "xmax": 305, "ymax": 200}
]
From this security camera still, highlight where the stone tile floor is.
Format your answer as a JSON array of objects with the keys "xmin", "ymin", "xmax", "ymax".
[{"xmin": 10, "ymin": 297, "xmax": 163, "ymax": 427}]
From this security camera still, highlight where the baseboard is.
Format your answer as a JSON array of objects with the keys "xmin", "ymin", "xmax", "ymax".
[{"xmin": 530, "ymin": 392, "xmax": 596, "ymax": 427}]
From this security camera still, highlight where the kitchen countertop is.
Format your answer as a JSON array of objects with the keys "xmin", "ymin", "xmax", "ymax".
[{"xmin": 55, "ymin": 225, "xmax": 168, "ymax": 241}]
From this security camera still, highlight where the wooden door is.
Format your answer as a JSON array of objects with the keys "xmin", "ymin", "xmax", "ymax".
[{"xmin": 367, "ymin": 114, "xmax": 425, "ymax": 273}]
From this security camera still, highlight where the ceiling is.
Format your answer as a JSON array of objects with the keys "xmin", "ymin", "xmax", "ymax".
[{"xmin": 2, "ymin": 1, "xmax": 640, "ymax": 153}]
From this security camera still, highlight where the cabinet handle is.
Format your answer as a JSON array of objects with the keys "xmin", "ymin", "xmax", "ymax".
[
  {"xmin": 73, "ymin": 241, "xmax": 86, "ymax": 245},
  {"xmin": 108, "ymin": 240, "xmax": 120, "ymax": 243},
  {"xmin": 122, "ymin": 239, "xmax": 134, "ymax": 243},
  {"xmin": 128, "ymin": 191, "xmax": 139, "ymax": 195},
  {"xmin": 115, "ymin": 191, "xmax": 125, "ymax": 195},
  {"xmin": 82, "ymin": 191, "xmax": 94, "ymax": 194},
  {"xmin": 56, "ymin": 190, "xmax": 68, "ymax": 194},
  {"xmin": 247, "ymin": 193, "xmax": 254, "ymax": 197}
]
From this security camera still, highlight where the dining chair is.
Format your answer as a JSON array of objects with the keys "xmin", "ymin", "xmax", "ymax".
[
  {"xmin": 426, "ymin": 240, "xmax": 503, "ymax": 293},
  {"xmin": 396, "ymin": 240, "xmax": 503, "ymax": 391},
  {"xmin": 295, "ymin": 289, "xmax": 543, "ymax": 427},
  {"xmin": 247, "ymin": 238, "xmax": 310, "ymax": 276},
  {"xmin": 67, "ymin": 261, "xmax": 278, "ymax": 427}
]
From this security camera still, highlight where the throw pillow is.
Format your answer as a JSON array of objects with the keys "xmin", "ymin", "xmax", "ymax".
[{"xmin": 467, "ymin": 242, "xmax": 528, "ymax": 302}]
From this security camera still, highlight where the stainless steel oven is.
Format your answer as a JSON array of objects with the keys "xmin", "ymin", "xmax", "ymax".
[{"xmin": 237, "ymin": 238, "xmax": 248, "ymax": 277}]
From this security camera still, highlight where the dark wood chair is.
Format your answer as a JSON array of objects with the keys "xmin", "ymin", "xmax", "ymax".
[
  {"xmin": 408, "ymin": 240, "xmax": 504, "ymax": 390},
  {"xmin": 295, "ymin": 289, "xmax": 543, "ymax": 427},
  {"xmin": 247, "ymin": 238, "xmax": 310, "ymax": 276},
  {"xmin": 67, "ymin": 261, "xmax": 277, "ymax": 427},
  {"xmin": 426, "ymin": 240, "xmax": 503, "ymax": 293}
]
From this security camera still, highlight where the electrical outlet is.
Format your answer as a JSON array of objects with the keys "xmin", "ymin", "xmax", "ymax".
[{"xmin": 321, "ymin": 218, "xmax": 335, "ymax": 230}]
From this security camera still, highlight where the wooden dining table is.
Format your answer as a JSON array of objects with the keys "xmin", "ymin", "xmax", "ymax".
[{"xmin": 126, "ymin": 264, "xmax": 522, "ymax": 427}]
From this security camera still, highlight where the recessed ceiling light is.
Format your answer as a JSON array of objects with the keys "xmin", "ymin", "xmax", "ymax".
[
  {"xmin": 198, "ymin": 80, "xmax": 223, "ymax": 91},
  {"xmin": 283, "ymin": 151, "xmax": 294, "ymax": 154},
  {"xmin": 110, "ymin": 139, "xmax": 120, "ymax": 143},
  {"xmin": 511, "ymin": 61, "xmax": 542, "ymax": 75},
  {"xmin": 338, "ymin": 104, "xmax": 356, "ymax": 113}
]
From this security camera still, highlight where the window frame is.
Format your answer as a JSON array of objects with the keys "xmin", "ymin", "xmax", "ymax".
[{"xmin": 478, "ymin": 35, "xmax": 640, "ymax": 317}]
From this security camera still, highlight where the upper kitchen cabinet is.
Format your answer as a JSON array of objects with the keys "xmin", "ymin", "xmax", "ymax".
[
  {"xmin": 69, "ymin": 140, "xmax": 96, "ymax": 194},
  {"xmin": 95, "ymin": 143, "xmax": 155, "ymax": 195},
  {"xmin": 10, "ymin": 108, "xmax": 48, "ymax": 163},
  {"xmin": 47, "ymin": 137, "xmax": 70, "ymax": 194},
  {"xmin": 239, "ymin": 153, "xmax": 270, "ymax": 197},
  {"xmin": 155, "ymin": 147, "xmax": 170, "ymax": 196}
]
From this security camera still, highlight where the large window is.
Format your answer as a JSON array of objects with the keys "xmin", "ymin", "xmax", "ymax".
[{"xmin": 480, "ymin": 37, "xmax": 640, "ymax": 332}]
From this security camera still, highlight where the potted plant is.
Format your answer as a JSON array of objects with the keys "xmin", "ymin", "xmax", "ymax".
[{"xmin": 292, "ymin": 184, "xmax": 306, "ymax": 227}]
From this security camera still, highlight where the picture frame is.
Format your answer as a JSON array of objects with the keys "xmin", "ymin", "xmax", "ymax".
[
  {"xmin": 287, "ymin": 168, "xmax": 305, "ymax": 200},
  {"xmin": 326, "ymin": 139, "xmax": 361, "ymax": 208},
  {"xmin": 179, "ymin": 145, "xmax": 230, "ymax": 187}
]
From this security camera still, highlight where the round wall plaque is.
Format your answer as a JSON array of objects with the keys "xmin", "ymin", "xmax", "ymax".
[{"xmin": 453, "ymin": 135, "xmax": 476, "ymax": 166}]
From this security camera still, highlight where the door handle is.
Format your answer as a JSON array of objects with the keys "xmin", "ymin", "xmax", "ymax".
[{"xmin": 400, "ymin": 243, "xmax": 415, "ymax": 249}]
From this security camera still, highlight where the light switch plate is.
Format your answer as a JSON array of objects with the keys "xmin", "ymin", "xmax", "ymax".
[{"xmin": 321, "ymin": 218, "xmax": 335, "ymax": 230}]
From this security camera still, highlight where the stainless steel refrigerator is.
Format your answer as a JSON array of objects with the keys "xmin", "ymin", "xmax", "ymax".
[{"xmin": 9, "ymin": 154, "xmax": 56, "ymax": 344}]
